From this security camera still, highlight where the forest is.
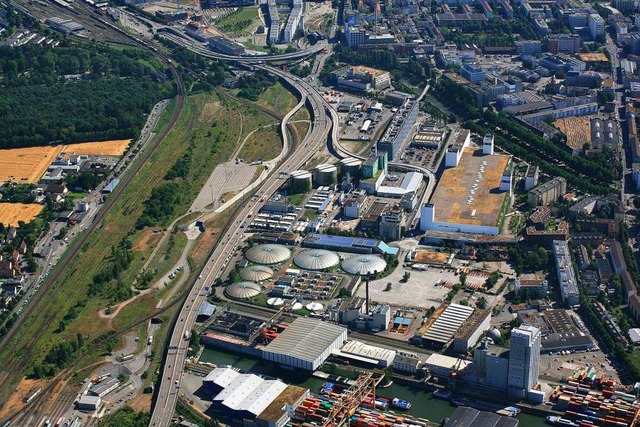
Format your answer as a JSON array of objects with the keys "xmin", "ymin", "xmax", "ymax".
[{"xmin": 0, "ymin": 42, "xmax": 175, "ymax": 148}]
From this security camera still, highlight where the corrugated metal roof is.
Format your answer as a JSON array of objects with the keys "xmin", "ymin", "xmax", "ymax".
[
  {"xmin": 204, "ymin": 367, "xmax": 240, "ymax": 388},
  {"xmin": 423, "ymin": 303, "xmax": 474, "ymax": 344},
  {"xmin": 212, "ymin": 373, "xmax": 288, "ymax": 416},
  {"xmin": 265, "ymin": 317, "xmax": 346, "ymax": 364}
]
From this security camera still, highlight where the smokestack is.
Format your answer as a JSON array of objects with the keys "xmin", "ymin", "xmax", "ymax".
[{"xmin": 365, "ymin": 275, "xmax": 370, "ymax": 313}]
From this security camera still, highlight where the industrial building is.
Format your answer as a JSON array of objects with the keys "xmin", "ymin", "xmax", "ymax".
[
  {"xmin": 338, "ymin": 340, "xmax": 396, "ymax": 367},
  {"xmin": 473, "ymin": 338, "xmax": 510, "ymax": 391},
  {"xmin": 452, "ymin": 309, "xmax": 491, "ymax": 353},
  {"xmin": 444, "ymin": 407, "xmax": 519, "ymax": 427},
  {"xmin": 330, "ymin": 297, "xmax": 391, "ymax": 332},
  {"xmin": 302, "ymin": 234, "xmax": 398, "ymax": 256},
  {"xmin": 445, "ymin": 130, "xmax": 470, "ymax": 168},
  {"xmin": 90, "ymin": 378, "xmax": 119, "ymax": 397},
  {"xmin": 424, "ymin": 353, "xmax": 470, "ymax": 377},
  {"xmin": 262, "ymin": 317, "xmax": 347, "ymax": 370},
  {"xmin": 377, "ymin": 99, "xmax": 420, "ymax": 160},
  {"xmin": 507, "ymin": 325, "xmax": 541, "ymax": 399},
  {"xmin": 208, "ymin": 36, "xmax": 245, "ymax": 55},
  {"xmin": 46, "ymin": 17, "xmax": 84, "ymax": 34},
  {"xmin": 76, "ymin": 395, "xmax": 101, "ymax": 411},
  {"xmin": 539, "ymin": 309, "xmax": 595, "ymax": 353},
  {"xmin": 528, "ymin": 177, "xmax": 567, "ymax": 207},
  {"xmin": 552, "ymin": 240, "xmax": 580, "ymax": 307},
  {"xmin": 420, "ymin": 146, "xmax": 511, "ymax": 236},
  {"xmin": 204, "ymin": 367, "xmax": 309, "ymax": 426},
  {"xmin": 393, "ymin": 351, "xmax": 422, "ymax": 373},
  {"xmin": 333, "ymin": 66, "xmax": 391, "ymax": 92},
  {"xmin": 422, "ymin": 303, "xmax": 475, "ymax": 349}
]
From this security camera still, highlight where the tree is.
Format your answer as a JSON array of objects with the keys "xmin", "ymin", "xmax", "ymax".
[
  {"xmin": 476, "ymin": 297, "xmax": 488, "ymax": 309},
  {"xmin": 402, "ymin": 271, "xmax": 411, "ymax": 282},
  {"xmin": 384, "ymin": 282, "xmax": 392, "ymax": 291},
  {"xmin": 459, "ymin": 272, "xmax": 467, "ymax": 287}
]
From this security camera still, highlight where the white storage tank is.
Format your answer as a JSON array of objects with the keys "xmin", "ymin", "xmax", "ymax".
[
  {"xmin": 315, "ymin": 163, "xmax": 338, "ymax": 186},
  {"xmin": 290, "ymin": 170, "xmax": 312, "ymax": 193},
  {"xmin": 340, "ymin": 157, "xmax": 362, "ymax": 178}
]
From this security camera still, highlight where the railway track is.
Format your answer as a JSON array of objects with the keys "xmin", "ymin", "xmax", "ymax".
[{"xmin": 0, "ymin": 36, "xmax": 186, "ymax": 421}]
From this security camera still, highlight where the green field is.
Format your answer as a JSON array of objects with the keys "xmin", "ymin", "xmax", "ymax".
[
  {"xmin": 256, "ymin": 82, "xmax": 299, "ymax": 116},
  {"xmin": 0, "ymin": 90, "xmax": 283, "ymax": 398},
  {"xmin": 215, "ymin": 7, "xmax": 261, "ymax": 38},
  {"xmin": 238, "ymin": 124, "xmax": 281, "ymax": 162}
]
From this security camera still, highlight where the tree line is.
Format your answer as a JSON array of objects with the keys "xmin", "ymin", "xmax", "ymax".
[{"xmin": 0, "ymin": 42, "xmax": 175, "ymax": 148}]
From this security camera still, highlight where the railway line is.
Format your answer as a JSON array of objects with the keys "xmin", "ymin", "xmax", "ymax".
[{"xmin": 0, "ymin": 18, "xmax": 187, "ymax": 423}]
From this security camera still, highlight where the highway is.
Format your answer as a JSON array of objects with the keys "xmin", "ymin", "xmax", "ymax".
[{"xmin": 149, "ymin": 59, "xmax": 333, "ymax": 427}]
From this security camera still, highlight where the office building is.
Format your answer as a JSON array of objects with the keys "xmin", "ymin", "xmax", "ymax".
[
  {"xmin": 546, "ymin": 34, "xmax": 581, "ymax": 54},
  {"xmin": 460, "ymin": 64, "xmax": 486, "ymax": 84},
  {"xmin": 588, "ymin": 13, "xmax": 605, "ymax": 39},
  {"xmin": 507, "ymin": 325, "xmax": 541, "ymax": 399}
]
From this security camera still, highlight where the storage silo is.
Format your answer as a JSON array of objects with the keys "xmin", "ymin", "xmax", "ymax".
[
  {"xmin": 290, "ymin": 170, "xmax": 312, "ymax": 193},
  {"xmin": 340, "ymin": 157, "xmax": 362, "ymax": 178},
  {"xmin": 315, "ymin": 163, "xmax": 338, "ymax": 186}
]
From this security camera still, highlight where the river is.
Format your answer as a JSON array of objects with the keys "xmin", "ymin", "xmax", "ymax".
[{"xmin": 200, "ymin": 348, "xmax": 547, "ymax": 426}]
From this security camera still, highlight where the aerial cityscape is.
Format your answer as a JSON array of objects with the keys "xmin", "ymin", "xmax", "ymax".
[{"xmin": 1, "ymin": 0, "xmax": 640, "ymax": 425}]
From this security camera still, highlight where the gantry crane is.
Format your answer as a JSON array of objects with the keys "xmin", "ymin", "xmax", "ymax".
[{"xmin": 322, "ymin": 372, "xmax": 377, "ymax": 427}]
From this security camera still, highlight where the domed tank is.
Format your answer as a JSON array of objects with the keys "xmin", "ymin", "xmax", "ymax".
[
  {"xmin": 290, "ymin": 170, "xmax": 312, "ymax": 193},
  {"xmin": 487, "ymin": 328, "xmax": 502, "ymax": 341},
  {"xmin": 225, "ymin": 282, "xmax": 262, "ymax": 300},
  {"xmin": 315, "ymin": 163, "xmax": 338, "ymax": 186}
]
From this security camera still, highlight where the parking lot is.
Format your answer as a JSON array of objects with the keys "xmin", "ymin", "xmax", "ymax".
[{"xmin": 539, "ymin": 350, "xmax": 622, "ymax": 384}]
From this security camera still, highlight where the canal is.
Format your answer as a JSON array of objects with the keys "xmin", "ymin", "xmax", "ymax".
[{"xmin": 200, "ymin": 348, "xmax": 547, "ymax": 426}]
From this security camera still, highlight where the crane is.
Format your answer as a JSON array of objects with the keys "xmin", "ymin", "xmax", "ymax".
[{"xmin": 322, "ymin": 372, "xmax": 377, "ymax": 427}]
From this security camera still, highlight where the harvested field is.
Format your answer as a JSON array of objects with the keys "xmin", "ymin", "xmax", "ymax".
[
  {"xmin": 0, "ymin": 146, "xmax": 64, "ymax": 183},
  {"xmin": 553, "ymin": 117, "xmax": 590, "ymax": 152},
  {"xmin": 63, "ymin": 139, "xmax": 131, "ymax": 157},
  {"xmin": 0, "ymin": 203, "xmax": 44, "ymax": 226}
]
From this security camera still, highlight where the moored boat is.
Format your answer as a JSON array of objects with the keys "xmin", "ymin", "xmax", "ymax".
[{"xmin": 391, "ymin": 397, "xmax": 412, "ymax": 410}]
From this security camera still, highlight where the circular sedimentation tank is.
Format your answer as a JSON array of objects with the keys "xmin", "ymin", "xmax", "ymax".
[
  {"xmin": 245, "ymin": 244, "xmax": 291, "ymax": 265},
  {"xmin": 342, "ymin": 254, "xmax": 387, "ymax": 276},
  {"xmin": 225, "ymin": 282, "xmax": 262, "ymax": 300},
  {"xmin": 294, "ymin": 249, "xmax": 340, "ymax": 271},
  {"xmin": 239, "ymin": 265, "xmax": 274, "ymax": 282}
]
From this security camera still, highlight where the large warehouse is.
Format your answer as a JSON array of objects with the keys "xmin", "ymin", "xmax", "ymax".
[
  {"xmin": 420, "ymin": 147, "xmax": 511, "ymax": 235},
  {"xmin": 204, "ymin": 367, "xmax": 309, "ymax": 427},
  {"xmin": 422, "ymin": 303, "xmax": 475, "ymax": 349},
  {"xmin": 262, "ymin": 317, "xmax": 348, "ymax": 370}
]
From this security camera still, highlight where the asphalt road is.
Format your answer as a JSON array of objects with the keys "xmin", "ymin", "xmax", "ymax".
[{"xmin": 148, "ymin": 58, "xmax": 333, "ymax": 426}]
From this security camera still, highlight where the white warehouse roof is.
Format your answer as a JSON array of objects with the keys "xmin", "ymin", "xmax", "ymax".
[
  {"xmin": 377, "ymin": 172, "xmax": 423, "ymax": 197},
  {"xmin": 204, "ymin": 367, "xmax": 241, "ymax": 388},
  {"xmin": 264, "ymin": 317, "xmax": 347, "ymax": 367},
  {"xmin": 422, "ymin": 303, "xmax": 474, "ymax": 344},
  {"xmin": 340, "ymin": 340, "xmax": 396, "ymax": 367},
  {"xmin": 213, "ymin": 373, "xmax": 288, "ymax": 417}
]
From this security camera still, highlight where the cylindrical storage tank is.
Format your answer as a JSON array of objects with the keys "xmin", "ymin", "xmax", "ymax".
[
  {"xmin": 340, "ymin": 157, "xmax": 362, "ymax": 178},
  {"xmin": 290, "ymin": 170, "xmax": 312, "ymax": 193},
  {"xmin": 315, "ymin": 163, "xmax": 338, "ymax": 186}
]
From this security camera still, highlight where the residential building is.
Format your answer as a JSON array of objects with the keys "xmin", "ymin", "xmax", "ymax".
[
  {"xmin": 524, "ymin": 165, "xmax": 539, "ymax": 190},
  {"xmin": 553, "ymin": 240, "xmax": 580, "ymax": 307},
  {"xmin": 507, "ymin": 325, "xmax": 541, "ymax": 399},
  {"xmin": 528, "ymin": 177, "xmax": 567, "ymax": 207}
]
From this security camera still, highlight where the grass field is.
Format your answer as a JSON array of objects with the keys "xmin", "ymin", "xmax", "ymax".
[
  {"xmin": 256, "ymin": 82, "xmax": 299, "ymax": 117},
  {"xmin": 0, "ymin": 91, "xmax": 282, "ymax": 395},
  {"xmin": 238, "ymin": 125, "xmax": 281, "ymax": 162},
  {"xmin": 0, "ymin": 203, "xmax": 44, "ymax": 227},
  {"xmin": 215, "ymin": 6, "xmax": 261, "ymax": 38},
  {"xmin": 0, "ymin": 146, "xmax": 64, "ymax": 183},
  {"xmin": 63, "ymin": 139, "xmax": 132, "ymax": 157}
]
